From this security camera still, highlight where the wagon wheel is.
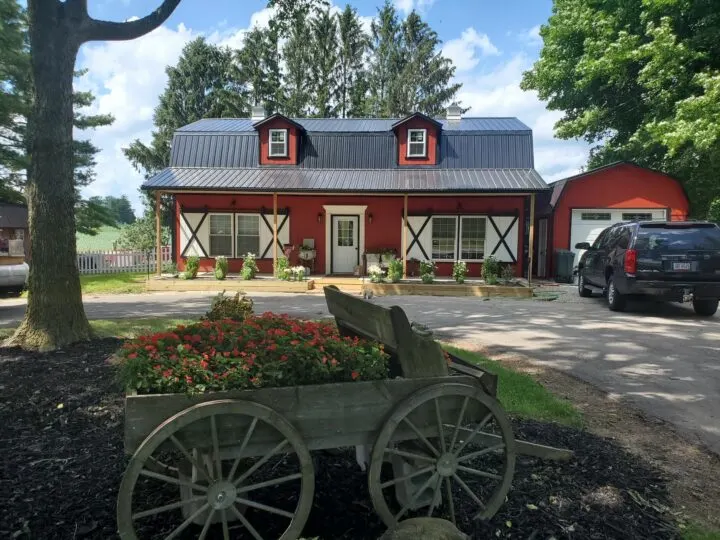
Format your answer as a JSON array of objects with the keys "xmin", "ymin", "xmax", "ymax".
[
  {"xmin": 118, "ymin": 400, "xmax": 314, "ymax": 540},
  {"xmin": 368, "ymin": 383, "xmax": 515, "ymax": 529}
]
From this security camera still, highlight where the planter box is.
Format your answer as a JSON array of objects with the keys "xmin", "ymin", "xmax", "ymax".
[{"xmin": 364, "ymin": 282, "xmax": 533, "ymax": 298}]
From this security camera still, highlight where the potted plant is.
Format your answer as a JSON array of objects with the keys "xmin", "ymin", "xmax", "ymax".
[
  {"xmin": 482, "ymin": 255, "xmax": 500, "ymax": 285},
  {"xmin": 367, "ymin": 264, "xmax": 384, "ymax": 283},
  {"xmin": 386, "ymin": 257, "xmax": 403, "ymax": 283},
  {"xmin": 298, "ymin": 244, "xmax": 316, "ymax": 262},
  {"xmin": 452, "ymin": 260, "xmax": 468, "ymax": 284}
]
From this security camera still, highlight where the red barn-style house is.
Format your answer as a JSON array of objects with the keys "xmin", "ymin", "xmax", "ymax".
[
  {"xmin": 143, "ymin": 105, "xmax": 690, "ymax": 281},
  {"xmin": 144, "ymin": 105, "xmax": 547, "ymax": 278}
]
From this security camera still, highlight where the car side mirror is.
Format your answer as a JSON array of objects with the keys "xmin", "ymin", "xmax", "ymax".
[{"xmin": 575, "ymin": 242, "xmax": 592, "ymax": 250}]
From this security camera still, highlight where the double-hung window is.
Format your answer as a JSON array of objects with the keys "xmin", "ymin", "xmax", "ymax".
[
  {"xmin": 209, "ymin": 214, "xmax": 233, "ymax": 257},
  {"xmin": 268, "ymin": 129, "xmax": 288, "ymax": 157},
  {"xmin": 236, "ymin": 215, "xmax": 260, "ymax": 257},
  {"xmin": 407, "ymin": 129, "xmax": 427, "ymax": 157},
  {"xmin": 431, "ymin": 217, "xmax": 456, "ymax": 260},
  {"xmin": 460, "ymin": 217, "xmax": 486, "ymax": 260}
]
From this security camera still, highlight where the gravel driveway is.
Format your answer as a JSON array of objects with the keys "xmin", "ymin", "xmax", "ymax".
[{"xmin": 2, "ymin": 287, "xmax": 719, "ymax": 454}]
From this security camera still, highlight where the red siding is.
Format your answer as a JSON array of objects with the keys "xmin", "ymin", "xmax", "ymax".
[
  {"xmin": 547, "ymin": 163, "xmax": 689, "ymax": 275},
  {"xmin": 176, "ymin": 193, "xmax": 526, "ymax": 276},
  {"xmin": 396, "ymin": 118, "xmax": 439, "ymax": 166},
  {"xmin": 258, "ymin": 117, "xmax": 299, "ymax": 165}
]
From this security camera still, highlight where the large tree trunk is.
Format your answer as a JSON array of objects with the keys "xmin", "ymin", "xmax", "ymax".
[{"xmin": 8, "ymin": 5, "xmax": 91, "ymax": 350}]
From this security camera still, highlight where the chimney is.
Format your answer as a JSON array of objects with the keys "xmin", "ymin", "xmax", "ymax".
[
  {"xmin": 446, "ymin": 102, "xmax": 462, "ymax": 122},
  {"xmin": 251, "ymin": 103, "xmax": 266, "ymax": 122}
]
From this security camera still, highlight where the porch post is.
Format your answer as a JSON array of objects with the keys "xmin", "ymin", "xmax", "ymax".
[
  {"xmin": 528, "ymin": 193, "xmax": 536, "ymax": 285},
  {"xmin": 155, "ymin": 190, "xmax": 162, "ymax": 276},
  {"xmin": 402, "ymin": 193, "xmax": 408, "ymax": 278},
  {"xmin": 273, "ymin": 193, "xmax": 278, "ymax": 274}
]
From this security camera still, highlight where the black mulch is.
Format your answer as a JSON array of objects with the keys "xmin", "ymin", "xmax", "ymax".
[{"xmin": 0, "ymin": 340, "xmax": 681, "ymax": 540}]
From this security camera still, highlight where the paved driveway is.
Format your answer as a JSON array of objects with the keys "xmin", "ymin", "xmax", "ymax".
[{"xmin": 2, "ymin": 289, "xmax": 719, "ymax": 453}]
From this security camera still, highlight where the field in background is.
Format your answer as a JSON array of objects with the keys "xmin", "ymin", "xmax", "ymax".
[{"xmin": 76, "ymin": 225, "xmax": 124, "ymax": 251}]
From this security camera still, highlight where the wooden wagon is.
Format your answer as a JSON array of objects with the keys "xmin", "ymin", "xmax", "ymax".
[{"xmin": 117, "ymin": 286, "xmax": 571, "ymax": 540}]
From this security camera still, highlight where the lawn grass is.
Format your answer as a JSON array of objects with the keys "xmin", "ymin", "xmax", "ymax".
[
  {"xmin": 443, "ymin": 345, "xmax": 583, "ymax": 427},
  {"xmin": 682, "ymin": 524, "xmax": 720, "ymax": 540},
  {"xmin": 76, "ymin": 224, "xmax": 125, "ymax": 251},
  {"xmin": 0, "ymin": 317, "xmax": 196, "ymax": 342},
  {"xmin": 80, "ymin": 272, "xmax": 148, "ymax": 295}
]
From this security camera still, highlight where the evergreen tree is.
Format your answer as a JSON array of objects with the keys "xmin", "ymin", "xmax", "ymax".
[
  {"xmin": 337, "ymin": 5, "xmax": 369, "ymax": 118},
  {"xmin": 234, "ymin": 27, "xmax": 283, "ymax": 114},
  {"xmin": 368, "ymin": 1, "xmax": 402, "ymax": 117},
  {"xmin": 282, "ymin": 14, "xmax": 313, "ymax": 117},
  {"xmin": 311, "ymin": 8, "xmax": 339, "ymax": 117}
]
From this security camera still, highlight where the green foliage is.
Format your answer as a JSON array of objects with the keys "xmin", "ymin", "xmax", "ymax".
[
  {"xmin": 337, "ymin": 5, "xmax": 370, "ymax": 117},
  {"xmin": 77, "ymin": 225, "xmax": 125, "ymax": 251},
  {"xmin": 98, "ymin": 195, "xmax": 136, "ymax": 224},
  {"xmin": 274, "ymin": 255, "xmax": 290, "ymax": 280},
  {"xmin": 117, "ymin": 214, "xmax": 169, "ymax": 252},
  {"xmin": 707, "ymin": 198, "xmax": 720, "ymax": 222},
  {"xmin": 79, "ymin": 272, "xmax": 147, "ymax": 295},
  {"xmin": 452, "ymin": 260, "xmax": 468, "ymax": 283},
  {"xmin": 421, "ymin": 273, "xmax": 434, "ymax": 284},
  {"xmin": 240, "ymin": 253, "xmax": 258, "ymax": 280},
  {"xmin": 74, "ymin": 199, "xmax": 118, "ymax": 236},
  {"xmin": 204, "ymin": 291, "xmax": 254, "ymax": 321},
  {"xmin": 500, "ymin": 264, "xmax": 516, "ymax": 284},
  {"xmin": 162, "ymin": 262, "xmax": 178, "ymax": 276},
  {"xmin": 115, "ymin": 314, "xmax": 390, "ymax": 394},
  {"xmin": 311, "ymin": 8, "xmax": 340, "ymax": 117},
  {"xmin": 387, "ymin": 257, "xmax": 403, "ymax": 283},
  {"xmin": 214, "ymin": 256, "xmax": 229, "ymax": 280},
  {"xmin": 234, "ymin": 27, "xmax": 283, "ymax": 115},
  {"xmin": 367, "ymin": 263, "xmax": 384, "ymax": 283},
  {"xmin": 482, "ymin": 255, "xmax": 500, "ymax": 284},
  {"xmin": 521, "ymin": 0, "xmax": 720, "ymax": 215},
  {"xmin": 283, "ymin": 14, "xmax": 314, "ymax": 117},
  {"xmin": 419, "ymin": 259, "xmax": 436, "ymax": 276},
  {"xmin": 183, "ymin": 256, "xmax": 200, "ymax": 280}
]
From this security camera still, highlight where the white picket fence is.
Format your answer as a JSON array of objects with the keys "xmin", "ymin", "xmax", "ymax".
[{"xmin": 77, "ymin": 246, "xmax": 172, "ymax": 275}]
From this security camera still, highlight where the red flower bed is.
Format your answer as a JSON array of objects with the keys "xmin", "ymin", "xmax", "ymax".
[{"xmin": 116, "ymin": 313, "xmax": 389, "ymax": 394}]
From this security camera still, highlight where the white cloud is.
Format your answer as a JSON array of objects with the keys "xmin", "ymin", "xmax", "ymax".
[
  {"xmin": 442, "ymin": 28, "xmax": 499, "ymax": 72},
  {"xmin": 394, "ymin": 0, "xmax": 435, "ymax": 15},
  {"xmin": 524, "ymin": 25, "xmax": 542, "ymax": 46}
]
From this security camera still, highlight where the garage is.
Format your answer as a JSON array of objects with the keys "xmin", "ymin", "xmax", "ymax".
[
  {"xmin": 569, "ymin": 207, "xmax": 667, "ymax": 266},
  {"xmin": 543, "ymin": 162, "xmax": 690, "ymax": 277}
]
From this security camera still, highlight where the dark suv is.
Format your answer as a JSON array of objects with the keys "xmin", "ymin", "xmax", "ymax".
[{"xmin": 576, "ymin": 221, "xmax": 720, "ymax": 315}]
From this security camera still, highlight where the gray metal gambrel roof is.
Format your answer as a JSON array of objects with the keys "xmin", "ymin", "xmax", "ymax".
[
  {"xmin": 176, "ymin": 117, "xmax": 531, "ymax": 133},
  {"xmin": 142, "ymin": 167, "xmax": 549, "ymax": 193}
]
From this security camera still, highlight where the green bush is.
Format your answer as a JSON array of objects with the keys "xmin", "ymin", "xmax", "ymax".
[
  {"xmin": 274, "ymin": 255, "xmax": 290, "ymax": 280},
  {"xmin": 708, "ymin": 197, "xmax": 720, "ymax": 223},
  {"xmin": 241, "ymin": 253, "xmax": 258, "ymax": 280},
  {"xmin": 162, "ymin": 262, "xmax": 178, "ymax": 276},
  {"xmin": 421, "ymin": 273, "xmax": 435, "ymax": 284},
  {"xmin": 116, "ymin": 314, "xmax": 390, "ymax": 394},
  {"xmin": 214, "ymin": 256, "xmax": 229, "ymax": 280},
  {"xmin": 419, "ymin": 259, "xmax": 436, "ymax": 275},
  {"xmin": 387, "ymin": 257, "xmax": 403, "ymax": 282},
  {"xmin": 501, "ymin": 264, "xmax": 516, "ymax": 284},
  {"xmin": 481, "ymin": 255, "xmax": 500, "ymax": 284},
  {"xmin": 182, "ymin": 256, "xmax": 200, "ymax": 280},
  {"xmin": 204, "ymin": 291, "xmax": 253, "ymax": 321},
  {"xmin": 452, "ymin": 261, "xmax": 468, "ymax": 283}
]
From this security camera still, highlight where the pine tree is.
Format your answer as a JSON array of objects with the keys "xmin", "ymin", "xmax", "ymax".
[
  {"xmin": 234, "ymin": 27, "xmax": 282, "ymax": 114},
  {"xmin": 311, "ymin": 8, "xmax": 339, "ymax": 117},
  {"xmin": 282, "ymin": 14, "xmax": 313, "ymax": 117},
  {"xmin": 337, "ymin": 5, "xmax": 369, "ymax": 118},
  {"xmin": 368, "ymin": 1, "xmax": 402, "ymax": 117}
]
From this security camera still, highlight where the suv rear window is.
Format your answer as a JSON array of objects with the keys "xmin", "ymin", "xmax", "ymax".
[{"xmin": 635, "ymin": 225, "xmax": 720, "ymax": 251}]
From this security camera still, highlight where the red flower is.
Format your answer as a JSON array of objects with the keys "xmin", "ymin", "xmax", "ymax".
[
  {"xmin": 200, "ymin": 360, "xmax": 209, "ymax": 369},
  {"xmin": 127, "ymin": 353, "xmax": 138, "ymax": 360},
  {"xmin": 351, "ymin": 371, "xmax": 360, "ymax": 380},
  {"xmin": 280, "ymin": 355, "xmax": 288, "ymax": 362},
  {"xmin": 185, "ymin": 375, "xmax": 193, "ymax": 384}
]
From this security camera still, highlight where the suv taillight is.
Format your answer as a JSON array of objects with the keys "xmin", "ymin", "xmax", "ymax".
[{"xmin": 624, "ymin": 249, "xmax": 637, "ymax": 274}]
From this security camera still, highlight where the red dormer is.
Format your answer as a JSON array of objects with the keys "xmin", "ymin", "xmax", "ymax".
[
  {"xmin": 392, "ymin": 112, "xmax": 442, "ymax": 166},
  {"xmin": 253, "ymin": 113, "xmax": 304, "ymax": 165}
]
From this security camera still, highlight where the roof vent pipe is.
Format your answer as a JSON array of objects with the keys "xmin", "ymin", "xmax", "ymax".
[
  {"xmin": 446, "ymin": 102, "xmax": 462, "ymax": 121},
  {"xmin": 251, "ymin": 104, "xmax": 266, "ymax": 122}
]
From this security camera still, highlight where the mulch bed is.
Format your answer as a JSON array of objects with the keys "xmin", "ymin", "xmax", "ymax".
[{"xmin": 0, "ymin": 340, "xmax": 680, "ymax": 539}]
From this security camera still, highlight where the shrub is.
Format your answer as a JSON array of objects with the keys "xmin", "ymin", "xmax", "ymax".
[
  {"xmin": 291, "ymin": 266, "xmax": 306, "ymax": 280},
  {"xmin": 275, "ymin": 255, "xmax": 290, "ymax": 280},
  {"xmin": 367, "ymin": 263, "xmax": 384, "ymax": 283},
  {"xmin": 708, "ymin": 197, "xmax": 720, "ymax": 223},
  {"xmin": 115, "ymin": 314, "xmax": 390, "ymax": 394},
  {"xmin": 214, "ymin": 256, "xmax": 229, "ymax": 280},
  {"xmin": 481, "ymin": 255, "xmax": 500, "ymax": 284},
  {"xmin": 162, "ymin": 262, "xmax": 178, "ymax": 276},
  {"xmin": 501, "ymin": 264, "xmax": 516, "ymax": 284},
  {"xmin": 421, "ymin": 273, "xmax": 434, "ymax": 284},
  {"xmin": 419, "ymin": 259, "xmax": 436, "ymax": 276},
  {"xmin": 452, "ymin": 261, "xmax": 468, "ymax": 284},
  {"xmin": 182, "ymin": 256, "xmax": 200, "ymax": 280},
  {"xmin": 204, "ymin": 291, "xmax": 253, "ymax": 321},
  {"xmin": 240, "ymin": 253, "xmax": 258, "ymax": 280},
  {"xmin": 387, "ymin": 257, "xmax": 403, "ymax": 283}
]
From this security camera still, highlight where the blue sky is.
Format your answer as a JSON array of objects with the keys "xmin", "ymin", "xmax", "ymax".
[{"xmin": 77, "ymin": 0, "xmax": 590, "ymax": 213}]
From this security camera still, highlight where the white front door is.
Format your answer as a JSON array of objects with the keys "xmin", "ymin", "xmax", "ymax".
[
  {"xmin": 537, "ymin": 218, "xmax": 548, "ymax": 278},
  {"xmin": 332, "ymin": 215, "xmax": 359, "ymax": 273}
]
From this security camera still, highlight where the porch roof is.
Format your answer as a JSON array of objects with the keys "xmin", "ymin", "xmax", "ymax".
[{"xmin": 142, "ymin": 167, "xmax": 549, "ymax": 193}]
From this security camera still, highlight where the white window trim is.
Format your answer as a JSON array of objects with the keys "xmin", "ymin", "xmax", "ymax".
[
  {"xmin": 208, "ymin": 213, "xmax": 234, "ymax": 257},
  {"xmin": 407, "ymin": 128, "xmax": 427, "ymax": 158},
  {"xmin": 235, "ymin": 213, "xmax": 261, "ymax": 258},
  {"xmin": 430, "ymin": 215, "xmax": 458, "ymax": 262},
  {"xmin": 268, "ymin": 128, "xmax": 288, "ymax": 157},
  {"xmin": 459, "ymin": 216, "xmax": 487, "ymax": 263}
]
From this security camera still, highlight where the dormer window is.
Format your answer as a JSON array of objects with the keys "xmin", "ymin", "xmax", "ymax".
[
  {"xmin": 269, "ymin": 129, "xmax": 288, "ymax": 157},
  {"xmin": 407, "ymin": 129, "xmax": 427, "ymax": 158}
]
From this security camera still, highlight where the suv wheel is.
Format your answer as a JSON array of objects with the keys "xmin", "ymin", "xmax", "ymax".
[
  {"xmin": 577, "ymin": 270, "xmax": 592, "ymax": 298},
  {"xmin": 693, "ymin": 298, "xmax": 718, "ymax": 317},
  {"xmin": 606, "ymin": 275, "xmax": 626, "ymax": 312}
]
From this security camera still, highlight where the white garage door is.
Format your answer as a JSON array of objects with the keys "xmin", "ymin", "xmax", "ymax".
[{"xmin": 570, "ymin": 208, "xmax": 667, "ymax": 267}]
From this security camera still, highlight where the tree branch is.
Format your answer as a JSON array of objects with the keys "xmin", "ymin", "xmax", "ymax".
[{"xmin": 79, "ymin": 0, "xmax": 182, "ymax": 43}]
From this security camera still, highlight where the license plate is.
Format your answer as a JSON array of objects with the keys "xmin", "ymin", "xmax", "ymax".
[{"xmin": 673, "ymin": 262, "xmax": 691, "ymax": 271}]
